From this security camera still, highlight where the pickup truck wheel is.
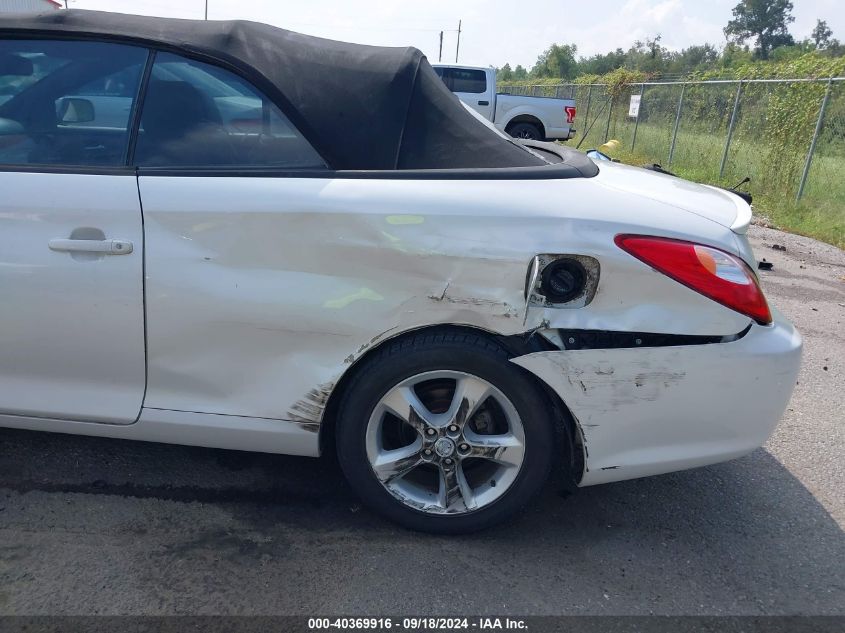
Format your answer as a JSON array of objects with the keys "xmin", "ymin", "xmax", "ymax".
[
  {"xmin": 335, "ymin": 331, "xmax": 554, "ymax": 534},
  {"xmin": 507, "ymin": 122, "xmax": 543, "ymax": 140}
]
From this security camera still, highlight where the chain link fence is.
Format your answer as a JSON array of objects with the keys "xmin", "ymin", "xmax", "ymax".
[{"xmin": 501, "ymin": 78, "xmax": 845, "ymax": 212}]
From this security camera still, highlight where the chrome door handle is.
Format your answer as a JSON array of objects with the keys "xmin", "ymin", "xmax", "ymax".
[{"xmin": 48, "ymin": 238, "xmax": 133, "ymax": 255}]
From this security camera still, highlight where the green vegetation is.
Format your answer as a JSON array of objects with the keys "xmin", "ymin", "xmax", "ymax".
[
  {"xmin": 496, "ymin": 0, "xmax": 843, "ymax": 82},
  {"xmin": 594, "ymin": 123, "xmax": 845, "ymax": 249},
  {"xmin": 561, "ymin": 65, "xmax": 845, "ymax": 248},
  {"xmin": 724, "ymin": 0, "xmax": 796, "ymax": 60},
  {"xmin": 492, "ymin": 1, "xmax": 845, "ymax": 247}
]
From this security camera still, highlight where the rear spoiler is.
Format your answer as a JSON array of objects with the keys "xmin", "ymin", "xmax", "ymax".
[{"xmin": 641, "ymin": 163, "xmax": 753, "ymax": 205}]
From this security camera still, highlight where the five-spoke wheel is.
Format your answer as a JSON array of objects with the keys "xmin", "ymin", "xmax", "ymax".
[
  {"xmin": 366, "ymin": 370, "xmax": 525, "ymax": 514},
  {"xmin": 336, "ymin": 330, "xmax": 554, "ymax": 533}
]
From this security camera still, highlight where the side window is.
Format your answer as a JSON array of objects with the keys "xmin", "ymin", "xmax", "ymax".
[
  {"xmin": 448, "ymin": 69, "xmax": 486, "ymax": 94},
  {"xmin": 134, "ymin": 52, "xmax": 326, "ymax": 169},
  {"xmin": 433, "ymin": 66, "xmax": 449, "ymax": 89},
  {"xmin": 0, "ymin": 40, "xmax": 147, "ymax": 167}
]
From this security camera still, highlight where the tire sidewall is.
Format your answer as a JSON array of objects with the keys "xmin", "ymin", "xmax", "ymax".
[{"xmin": 508, "ymin": 122, "xmax": 542, "ymax": 140}]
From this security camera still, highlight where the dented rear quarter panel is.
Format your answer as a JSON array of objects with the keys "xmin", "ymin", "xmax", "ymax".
[{"xmin": 137, "ymin": 171, "xmax": 755, "ymax": 442}]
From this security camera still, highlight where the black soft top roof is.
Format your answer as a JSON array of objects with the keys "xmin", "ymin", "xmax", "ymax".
[{"xmin": 0, "ymin": 10, "xmax": 552, "ymax": 171}]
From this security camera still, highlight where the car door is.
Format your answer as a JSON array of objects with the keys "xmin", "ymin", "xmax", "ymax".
[
  {"xmin": 446, "ymin": 68, "xmax": 493, "ymax": 120},
  {"xmin": 0, "ymin": 39, "xmax": 148, "ymax": 424}
]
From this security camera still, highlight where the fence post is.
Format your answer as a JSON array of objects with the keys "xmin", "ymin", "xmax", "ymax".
[
  {"xmin": 797, "ymin": 78, "xmax": 833, "ymax": 202},
  {"xmin": 668, "ymin": 82, "xmax": 686, "ymax": 166},
  {"xmin": 582, "ymin": 85, "xmax": 593, "ymax": 143},
  {"xmin": 631, "ymin": 83, "xmax": 646, "ymax": 152},
  {"xmin": 603, "ymin": 93, "xmax": 613, "ymax": 143},
  {"xmin": 719, "ymin": 80, "xmax": 743, "ymax": 178}
]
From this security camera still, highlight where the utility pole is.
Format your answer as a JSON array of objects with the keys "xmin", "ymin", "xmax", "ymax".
[
  {"xmin": 438, "ymin": 31, "xmax": 443, "ymax": 62},
  {"xmin": 204, "ymin": 0, "xmax": 208, "ymax": 20},
  {"xmin": 455, "ymin": 20, "xmax": 461, "ymax": 63}
]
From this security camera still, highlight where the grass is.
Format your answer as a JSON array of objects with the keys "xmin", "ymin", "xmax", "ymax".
[{"xmin": 573, "ymin": 119, "xmax": 845, "ymax": 249}]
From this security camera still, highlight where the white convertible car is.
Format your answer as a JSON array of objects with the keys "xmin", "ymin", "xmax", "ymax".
[{"xmin": 0, "ymin": 11, "xmax": 801, "ymax": 532}]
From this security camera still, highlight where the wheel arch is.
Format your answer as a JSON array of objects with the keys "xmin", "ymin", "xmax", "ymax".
[
  {"xmin": 504, "ymin": 114, "xmax": 546, "ymax": 138},
  {"xmin": 318, "ymin": 323, "xmax": 583, "ymax": 486}
]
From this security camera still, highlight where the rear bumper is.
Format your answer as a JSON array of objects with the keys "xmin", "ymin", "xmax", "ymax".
[
  {"xmin": 545, "ymin": 127, "xmax": 575, "ymax": 141},
  {"xmin": 511, "ymin": 308, "xmax": 802, "ymax": 486}
]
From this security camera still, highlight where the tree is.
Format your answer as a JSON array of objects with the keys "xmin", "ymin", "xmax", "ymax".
[
  {"xmin": 666, "ymin": 44, "xmax": 719, "ymax": 76},
  {"xmin": 811, "ymin": 19, "xmax": 833, "ymax": 49},
  {"xmin": 530, "ymin": 43, "xmax": 578, "ymax": 79},
  {"xmin": 770, "ymin": 43, "xmax": 809, "ymax": 61},
  {"xmin": 498, "ymin": 63, "xmax": 514, "ymax": 81},
  {"xmin": 810, "ymin": 19, "xmax": 840, "ymax": 52},
  {"xmin": 720, "ymin": 42, "xmax": 754, "ymax": 67},
  {"xmin": 645, "ymin": 34, "xmax": 663, "ymax": 60},
  {"xmin": 623, "ymin": 35, "xmax": 670, "ymax": 75},
  {"xmin": 724, "ymin": 0, "xmax": 795, "ymax": 59},
  {"xmin": 513, "ymin": 64, "xmax": 528, "ymax": 80},
  {"xmin": 578, "ymin": 48, "xmax": 626, "ymax": 76}
]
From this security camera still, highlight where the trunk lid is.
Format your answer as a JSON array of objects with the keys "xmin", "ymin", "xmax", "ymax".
[{"xmin": 593, "ymin": 161, "xmax": 752, "ymax": 233}]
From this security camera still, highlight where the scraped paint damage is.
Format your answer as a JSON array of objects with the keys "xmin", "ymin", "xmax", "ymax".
[
  {"xmin": 287, "ymin": 251, "xmax": 594, "ymax": 435},
  {"xmin": 511, "ymin": 319, "xmax": 802, "ymax": 486},
  {"xmin": 287, "ymin": 382, "xmax": 333, "ymax": 432},
  {"xmin": 283, "ymin": 242, "xmax": 722, "ymax": 463},
  {"xmin": 428, "ymin": 283, "xmax": 520, "ymax": 319}
]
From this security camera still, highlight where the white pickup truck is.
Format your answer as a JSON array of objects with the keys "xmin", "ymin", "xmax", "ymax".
[{"xmin": 433, "ymin": 64, "xmax": 576, "ymax": 141}]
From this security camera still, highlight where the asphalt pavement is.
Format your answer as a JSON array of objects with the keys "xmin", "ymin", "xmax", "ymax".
[{"xmin": 0, "ymin": 225, "xmax": 842, "ymax": 616}]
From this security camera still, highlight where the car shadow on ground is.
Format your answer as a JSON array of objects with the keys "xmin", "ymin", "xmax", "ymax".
[{"xmin": 0, "ymin": 427, "xmax": 842, "ymax": 614}]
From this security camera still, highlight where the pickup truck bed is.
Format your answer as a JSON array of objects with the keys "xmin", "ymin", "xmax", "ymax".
[{"xmin": 434, "ymin": 64, "xmax": 576, "ymax": 141}]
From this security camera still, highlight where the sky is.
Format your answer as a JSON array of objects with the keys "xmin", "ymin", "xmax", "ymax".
[{"xmin": 61, "ymin": 0, "xmax": 845, "ymax": 69}]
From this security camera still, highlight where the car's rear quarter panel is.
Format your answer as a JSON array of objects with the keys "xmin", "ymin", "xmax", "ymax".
[{"xmin": 138, "ymin": 174, "xmax": 753, "ymax": 437}]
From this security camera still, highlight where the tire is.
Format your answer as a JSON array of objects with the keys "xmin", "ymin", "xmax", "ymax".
[
  {"xmin": 507, "ymin": 122, "xmax": 543, "ymax": 140},
  {"xmin": 336, "ymin": 330, "xmax": 554, "ymax": 533}
]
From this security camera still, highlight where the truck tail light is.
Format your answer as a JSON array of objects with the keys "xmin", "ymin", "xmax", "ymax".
[
  {"xmin": 614, "ymin": 235, "xmax": 772, "ymax": 325},
  {"xmin": 565, "ymin": 106, "xmax": 576, "ymax": 124}
]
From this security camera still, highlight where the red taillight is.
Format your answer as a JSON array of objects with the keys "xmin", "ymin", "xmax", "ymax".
[
  {"xmin": 565, "ymin": 106, "xmax": 576, "ymax": 124},
  {"xmin": 615, "ymin": 234, "xmax": 772, "ymax": 325}
]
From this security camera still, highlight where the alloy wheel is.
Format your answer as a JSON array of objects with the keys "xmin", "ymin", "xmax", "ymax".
[{"xmin": 365, "ymin": 370, "xmax": 526, "ymax": 515}]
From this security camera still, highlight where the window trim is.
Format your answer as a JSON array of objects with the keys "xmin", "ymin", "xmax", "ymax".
[
  {"xmin": 0, "ymin": 164, "xmax": 136, "ymax": 176},
  {"xmin": 134, "ymin": 164, "xmax": 590, "ymax": 180},
  {"xmin": 123, "ymin": 48, "xmax": 156, "ymax": 168},
  {"xmin": 0, "ymin": 163, "xmax": 589, "ymax": 180}
]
